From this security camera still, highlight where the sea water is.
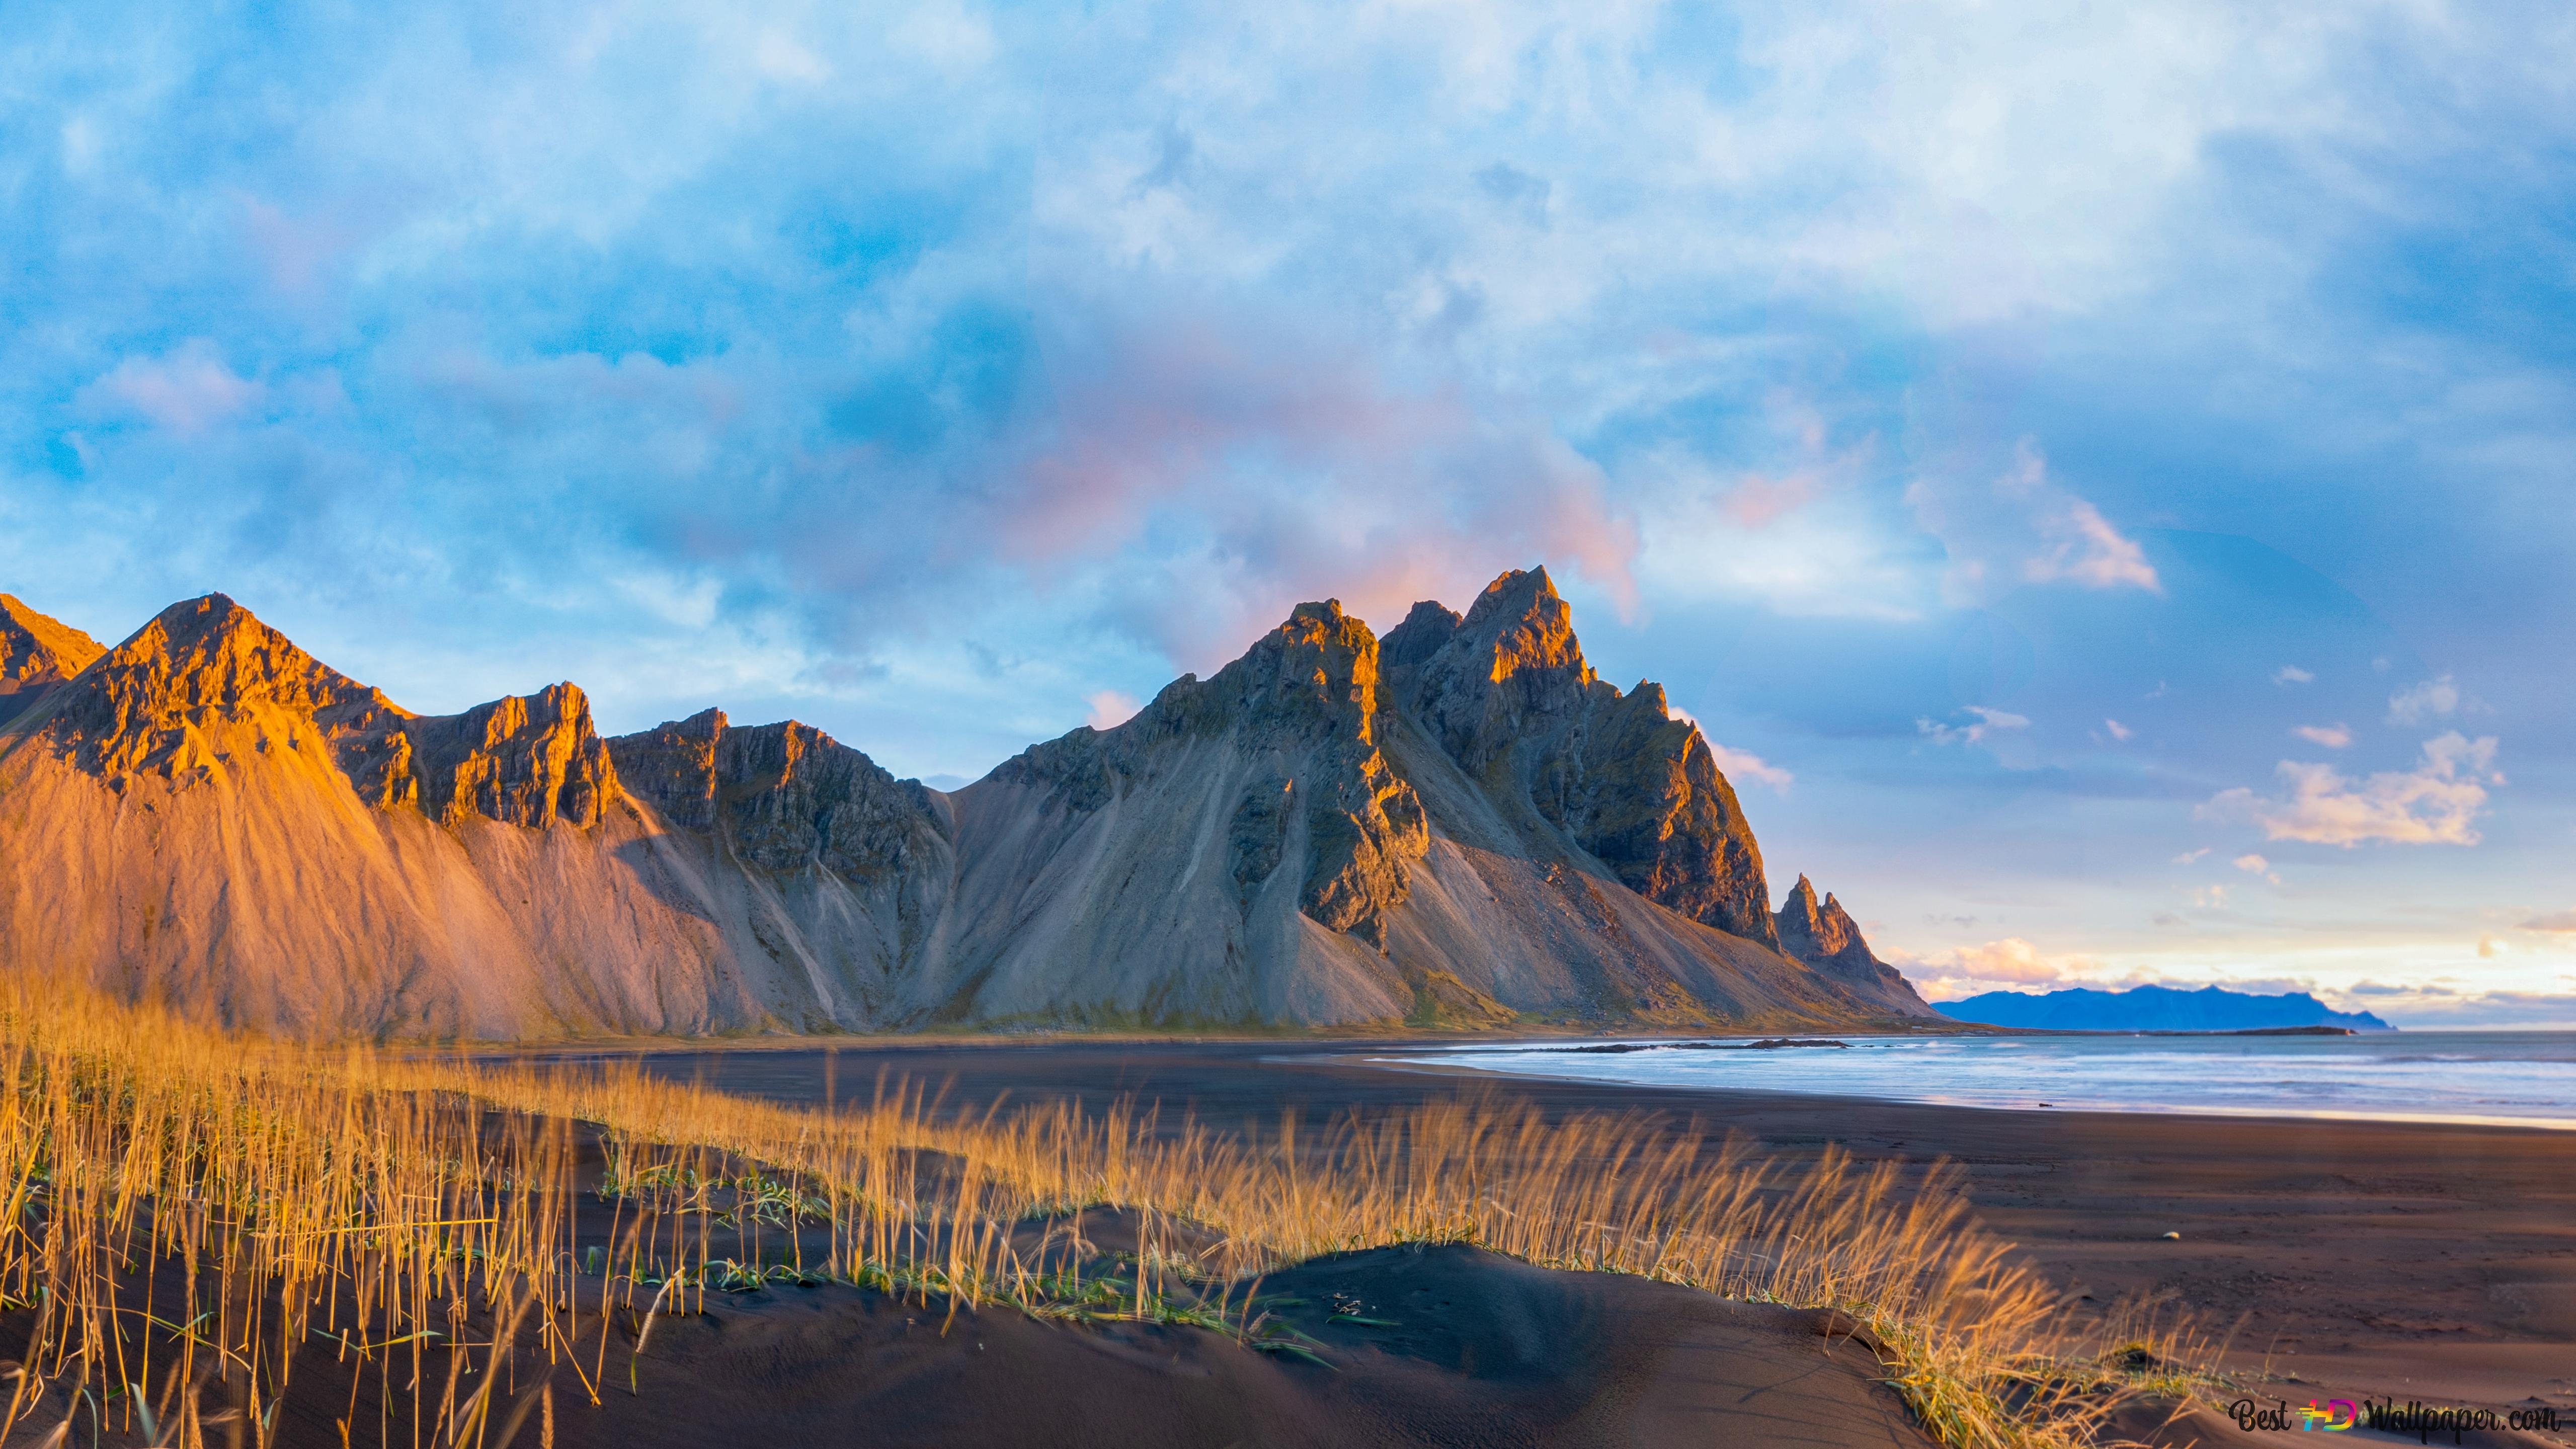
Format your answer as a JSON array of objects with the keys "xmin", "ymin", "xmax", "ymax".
[{"xmin": 1384, "ymin": 1030, "xmax": 2576, "ymax": 1129}]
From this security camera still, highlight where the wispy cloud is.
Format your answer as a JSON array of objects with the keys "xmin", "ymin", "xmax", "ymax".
[
  {"xmin": 1908, "ymin": 441, "xmax": 2158, "ymax": 604},
  {"xmin": 2272, "ymin": 665, "xmax": 2315, "ymax": 686},
  {"xmin": 1918, "ymin": 705, "xmax": 2030, "ymax": 746},
  {"xmin": 2291, "ymin": 722, "xmax": 2352, "ymax": 748},
  {"xmin": 2027, "ymin": 498, "xmax": 2160, "ymax": 592}
]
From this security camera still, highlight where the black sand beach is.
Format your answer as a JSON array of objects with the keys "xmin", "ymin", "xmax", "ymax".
[{"xmin": 560, "ymin": 1036, "xmax": 2576, "ymax": 1442}]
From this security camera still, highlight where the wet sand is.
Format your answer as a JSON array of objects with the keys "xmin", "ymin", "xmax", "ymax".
[{"xmin": 574, "ymin": 1036, "xmax": 2576, "ymax": 1435}]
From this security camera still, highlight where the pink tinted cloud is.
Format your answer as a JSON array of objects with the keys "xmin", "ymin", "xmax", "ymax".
[
  {"xmin": 996, "ymin": 310, "xmax": 1639, "ymax": 666},
  {"xmin": 1722, "ymin": 469, "xmax": 1820, "ymax": 528},
  {"xmin": 81, "ymin": 341, "xmax": 264, "ymax": 435},
  {"xmin": 1083, "ymin": 689, "xmax": 1141, "ymax": 729},
  {"xmin": 237, "ymin": 195, "xmax": 361, "ymax": 300}
]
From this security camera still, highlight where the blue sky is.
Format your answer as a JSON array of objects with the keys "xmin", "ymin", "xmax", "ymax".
[{"xmin": 5, "ymin": 2, "xmax": 2572, "ymax": 1023}]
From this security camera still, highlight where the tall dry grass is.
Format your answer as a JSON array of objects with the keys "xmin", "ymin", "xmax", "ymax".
[{"xmin": 0, "ymin": 978, "xmax": 2177, "ymax": 1449}]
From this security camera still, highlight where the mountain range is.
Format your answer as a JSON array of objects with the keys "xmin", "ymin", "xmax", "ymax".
[
  {"xmin": 0, "ymin": 570, "xmax": 1933, "ymax": 1038},
  {"xmin": 1939, "ymin": 985, "xmax": 2392, "ymax": 1032}
]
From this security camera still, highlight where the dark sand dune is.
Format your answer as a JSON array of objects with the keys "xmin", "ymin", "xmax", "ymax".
[
  {"xmin": 0, "ymin": 1230, "xmax": 1924, "ymax": 1449},
  {"xmin": 498, "ymin": 1247, "xmax": 1925, "ymax": 1449}
]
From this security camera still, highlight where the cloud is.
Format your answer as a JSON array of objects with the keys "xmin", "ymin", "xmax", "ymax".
[
  {"xmin": 1722, "ymin": 471, "xmax": 1823, "ymax": 530},
  {"xmin": 1917, "ymin": 705, "xmax": 2030, "ymax": 746},
  {"xmin": 2386, "ymin": 675, "xmax": 2468, "ymax": 725},
  {"xmin": 1669, "ymin": 704, "xmax": 1793, "ymax": 792},
  {"xmin": 2349, "ymin": 989, "xmax": 2576, "ymax": 1029},
  {"xmin": 2027, "ymin": 498, "xmax": 2161, "ymax": 592},
  {"xmin": 2522, "ymin": 911, "xmax": 2576, "ymax": 932},
  {"xmin": 2477, "ymin": 934, "xmax": 2505, "ymax": 958},
  {"xmin": 1083, "ymin": 689, "xmax": 1141, "ymax": 731},
  {"xmin": 1707, "ymin": 741, "xmax": 1794, "ymax": 792},
  {"xmin": 2103, "ymin": 717, "xmax": 2133, "ymax": 742},
  {"xmin": 79, "ymin": 341, "xmax": 265, "ymax": 435},
  {"xmin": 2231, "ymin": 853, "xmax": 2269, "ymax": 873},
  {"xmin": 2290, "ymin": 722, "xmax": 2352, "ymax": 748},
  {"xmin": 2171, "ymin": 848, "xmax": 2210, "ymax": 864},
  {"xmin": 1628, "ymin": 399, "xmax": 1923, "ymax": 622},
  {"xmin": 2272, "ymin": 665, "xmax": 2315, "ymax": 686},
  {"xmin": 1908, "ymin": 441, "xmax": 2159, "ymax": 605},
  {"xmin": 2199, "ymin": 732, "xmax": 2502, "ymax": 847},
  {"xmin": 1888, "ymin": 937, "xmax": 2104, "ymax": 1000}
]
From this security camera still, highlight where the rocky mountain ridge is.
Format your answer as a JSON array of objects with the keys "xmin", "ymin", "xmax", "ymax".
[
  {"xmin": 0, "ymin": 594, "xmax": 105, "ymax": 727},
  {"xmin": 0, "ymin": 574, "xmax": 1931, "ymax": 1037}
]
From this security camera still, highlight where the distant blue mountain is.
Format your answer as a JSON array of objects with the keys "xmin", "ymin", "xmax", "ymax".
[{"xmin": 1939, "ymin": 985, "xmax": 2392, "ymax": 1032}]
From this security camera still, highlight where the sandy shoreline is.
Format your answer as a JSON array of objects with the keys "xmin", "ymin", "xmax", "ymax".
[{"xmin": 561, "ymin": 1036, "xmax": 2576, "ymax": 1438}]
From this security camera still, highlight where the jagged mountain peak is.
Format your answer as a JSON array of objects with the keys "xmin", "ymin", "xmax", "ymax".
[
  {"xmin": 406, "ymin": 681, "xmax": 615, "ymax": 829},
  {"xmin": 1774, "ymin": 875, "xmax": 1908, "ymax": 996},
  {"xmin": 608, "ymin": 708, "xmax": 948, "ymax": 880},
  {"xmin": 1380, "ymin": 566, "xmax": 1778, "ymax": 948},
  {"xmin": 1379, "ymin": 599, "xmax": 1462, "ymax": 673},
  {"xmin": 0, "ymin": 593, "xmax": 106, "ymax": 727},
  {"xmin": 45, "ymin": 593, "xmax": 398, "ymax": 782},
  {"xmin": 1, "ymin": 593, "xmax": 104, "ymax": 675},
  {"xmin": 986, "ymin": 592, "xmax": 1427, "ymax": 946},
  {"xmin": 93, "ymin": 593, "xmax": 391, "ymax": 717},
  {"xmin": 1450, "ymin": 566, "xmax": 1593, "ymax": 690},
  {"xmin": 1459, "ymin": 563, "xmax": 1556, "ymax": 624}
]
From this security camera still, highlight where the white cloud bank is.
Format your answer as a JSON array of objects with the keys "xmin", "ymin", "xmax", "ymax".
[
  {"xmin": 2199, "ymin": 732, "xmax": 2502, "ymax": 847},
  {"xmin": 1886, "ymin": 937, "xmax": 2105, "ymax": 1000}
]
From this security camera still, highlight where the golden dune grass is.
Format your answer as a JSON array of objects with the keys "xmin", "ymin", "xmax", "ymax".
[{"xmin": 0, "ymin": 979, "xmax": 2189, "ymax": 1449}]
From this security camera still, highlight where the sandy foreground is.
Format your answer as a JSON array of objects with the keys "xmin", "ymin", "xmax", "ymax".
[{"xmin": 479, "ymin": 1035, "xmax": 2574, "ymax": 1448}]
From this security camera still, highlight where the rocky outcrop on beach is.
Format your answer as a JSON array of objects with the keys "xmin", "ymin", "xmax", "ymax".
[{"xmin": 0, "ymin": 575, "xmax": 1935, "ymax": 1036}]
